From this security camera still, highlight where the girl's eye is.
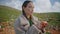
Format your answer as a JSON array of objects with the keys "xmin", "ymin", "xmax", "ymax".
[{"xmin": 29, "ymin": 6, "xmax": 32, "ymax": 8}]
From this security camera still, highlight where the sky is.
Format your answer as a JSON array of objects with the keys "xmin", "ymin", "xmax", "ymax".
[{"xmin": 0, "ymin": 0, "xmax": 60, "ymax": 13}]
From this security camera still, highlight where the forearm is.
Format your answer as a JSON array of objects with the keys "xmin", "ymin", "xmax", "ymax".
[{"xmin": 26, "ymin": 25, "xmax": 43, "ymax": 34}]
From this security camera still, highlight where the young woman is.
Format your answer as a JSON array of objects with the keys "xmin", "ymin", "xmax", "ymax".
[{"xmin": 14, "ymin": 1, "xmax": 48, "ymax": 34}]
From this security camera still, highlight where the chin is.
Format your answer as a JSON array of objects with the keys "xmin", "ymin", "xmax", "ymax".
[{"xmin": 29, "ymin": 13, "xmax": 32, "ymax": 15}]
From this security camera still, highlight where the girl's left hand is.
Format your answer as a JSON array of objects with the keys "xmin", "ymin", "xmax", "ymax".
[
  {"xmin": 40, "ymin": 21, "xmax": 48, "ymax": 29},
  {"xmin": 35, "ymin": 21, "xmax": 48, "ymax": 30}
]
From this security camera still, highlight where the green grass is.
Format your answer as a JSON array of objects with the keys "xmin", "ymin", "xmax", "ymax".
[
  {"xmin": 0, "ymin": 5, "xmax": 60, "ymax": 28},
  {"xmin": 0, "ymin": 5, "xmax": 21, "ymax": 22},
  {"xmin": 34, "ymin": 13, "xmax": 60, "ymax": 27}
]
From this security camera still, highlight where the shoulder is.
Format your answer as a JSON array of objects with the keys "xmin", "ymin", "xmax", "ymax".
[
  {"xmin": 14, "ymin": 15, "xmax": 24, "ymax": 24},
  {"xmin": 32, "ymin": 16, "xmax": 38, "ymax": 21}
]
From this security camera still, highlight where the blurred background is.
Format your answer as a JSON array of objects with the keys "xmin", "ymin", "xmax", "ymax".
[{"xmin": 0, "ymin": 0, "xmax": 60, "ymax": 34}]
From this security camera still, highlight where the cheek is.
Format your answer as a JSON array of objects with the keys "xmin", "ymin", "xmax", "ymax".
[
  {"xmin": 25, "ymin": 7, "xmax": 33, "ymax": 15},
  {"xmin": 27, "ymin": 8, "xmax": 30, "ymax": 12},
  {"xmin": 26, "ymin": 8, "xmax": 31, "ymax": 13},
  {"xmin": 24, "ymin": 8, "xmax": 29, "ymax": 13},
  {"xmin": 28, "ymin": 8, "xmax": 33, "ymax": 13},
  {"xmin": 26, "ymin": 9, "xmax": 30, "ymax": 13}
]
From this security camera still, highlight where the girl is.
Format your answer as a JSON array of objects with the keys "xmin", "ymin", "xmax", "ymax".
[{"xmin": 14, "ymin": 1, "xmax": 48, "ymax": 34}]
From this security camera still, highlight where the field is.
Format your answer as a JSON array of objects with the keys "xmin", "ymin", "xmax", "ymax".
[{"xmin": 0, "ymin": 5, "xmax": 60, "ymax": 34}]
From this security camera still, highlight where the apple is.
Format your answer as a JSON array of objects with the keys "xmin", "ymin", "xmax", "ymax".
[{"xmin": 41, "ymin": 21, "xmax": 48, "ymax": 28}]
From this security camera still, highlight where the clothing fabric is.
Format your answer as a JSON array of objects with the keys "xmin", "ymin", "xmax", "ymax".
[{"xmin": 14, "ymin": 14, "xmax": 46, "ymax": 34}]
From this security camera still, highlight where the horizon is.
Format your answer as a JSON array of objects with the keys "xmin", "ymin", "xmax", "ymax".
[{"xmin": 0, "ymin": 0, "xmax": 60, "ymax": 13}]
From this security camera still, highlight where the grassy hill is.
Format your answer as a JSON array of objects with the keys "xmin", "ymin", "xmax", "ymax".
[
  {"xmin": 34, "ymin": 13, "xmax": 60, "ymax": 26},
  {"xmin": 0, "ymin": 5, "xmax": 21, "ymax": 22},
  {"xmin": 0, "ymin": 5, "xmax": 60, "ymax": 30}
]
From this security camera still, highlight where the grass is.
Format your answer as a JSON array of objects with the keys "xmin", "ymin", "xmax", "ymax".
[
  {"xmin": 0, "ymin": 5, "xmax": 21, "ymax": 22},
  {"xmin": 0, "ymin": 5, "xmax": 60, "ymax": 29}
]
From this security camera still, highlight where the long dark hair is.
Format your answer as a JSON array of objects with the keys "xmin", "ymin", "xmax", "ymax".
[{"xmin": 22, "ymin": 1, "xmax": 32, "ymax": 20}]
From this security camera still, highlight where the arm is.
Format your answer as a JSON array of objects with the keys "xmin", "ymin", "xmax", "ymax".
[
  {"xmin": 26, "ymin": 25, "xmax": 45, "ymax": 34},
  {"xmin": 14, "ymin": 18, "xmax": 25, "ymax": 34},
  {"xmin": 26, "ymin": 20, "xmax": 47, "ymax": 34}
]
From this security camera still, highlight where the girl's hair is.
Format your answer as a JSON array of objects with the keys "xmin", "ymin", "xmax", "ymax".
[
  {"xmin": 22, "ymin": 1, "xmax": 33, "ymax": 20},
  {"xmin": 22, "ymin": 1, "xmax": 32, "ymax": 15}
]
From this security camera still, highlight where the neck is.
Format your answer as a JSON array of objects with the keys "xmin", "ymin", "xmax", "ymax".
[
  {"xmin": 23, "ymin": 13, "xmax": 31, "ymax": 19},
  {"xmin": 23, "ymin": 11, "xmax": 32, "ymax": 19}
]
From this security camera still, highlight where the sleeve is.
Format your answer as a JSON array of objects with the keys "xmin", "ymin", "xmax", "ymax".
[
  {"xmin": 14, "ymin": 18, "xmax": 25, "ymax": 34},
  {"xmin": 26, "ymin": 25, "xmax": 45, "ymax": 34},
  {"xmin": 14, "ymin": 18, "xmax": 21, "ymax": 30}
]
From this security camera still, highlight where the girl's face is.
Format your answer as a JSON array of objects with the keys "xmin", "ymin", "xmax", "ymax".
[{"xmin": 23, "ymin": 2, "xmax": 34, "ymax": 15}]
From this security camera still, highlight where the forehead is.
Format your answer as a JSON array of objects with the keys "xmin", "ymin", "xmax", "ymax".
[{"xmin": 27, "ymin": 2, "xmax": 34, "ymax": 7}]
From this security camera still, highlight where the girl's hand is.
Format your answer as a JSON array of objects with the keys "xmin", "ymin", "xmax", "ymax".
[
  {"xmin": 40, "ymin": 21, "xmax": 48, "ymax": 28},
  {"xmin": 35, "ymin": 21, "xmax": 48, "ymax": 30}
]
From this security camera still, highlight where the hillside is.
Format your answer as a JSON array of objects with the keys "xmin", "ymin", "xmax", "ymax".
[
  {"xmin": 0, "ymin": 5, "xmax": 60, "ymax": 34},
  {"xmin": 0, "ymin": 5, "xmax": 60, "ymax": 26},
  {"xmin": 34, "ymin": 13, "xmax": 60, "ymax": 26},
  {"xmin": 0, "ymin": 5, "xmax": 21, "ymax": 22}
]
